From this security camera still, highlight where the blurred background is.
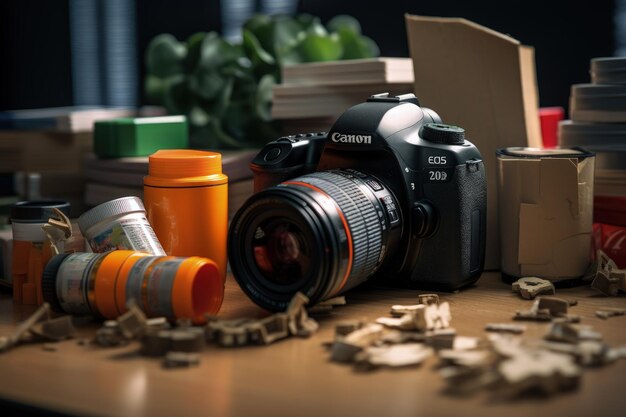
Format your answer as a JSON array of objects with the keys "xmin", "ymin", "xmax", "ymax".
[{"xmin": 0, "ymin": 0, "xmax": 618, "ymax": 112}]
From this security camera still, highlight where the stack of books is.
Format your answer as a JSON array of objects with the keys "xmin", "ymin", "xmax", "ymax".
[
  {"xmin": 0, "ymin": 106, "xmax": 139, "ymax": 132},
  {"xmin": 559, "ymin": 57, "xmax": 626, "ymax": 197},
  {"xmin": 84, "ymin": 150, "xmax": 258, "ymax": 219},
  {"xmin": 272, "ymin": 58, "xmax": 414, "ymax": 131}
]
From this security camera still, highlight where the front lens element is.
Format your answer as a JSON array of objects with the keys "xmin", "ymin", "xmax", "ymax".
[{"xmin": 252, "ymin": 219, "xmax": 311, "ymax": 286}]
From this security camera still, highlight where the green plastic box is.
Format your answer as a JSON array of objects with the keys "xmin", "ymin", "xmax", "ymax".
[{"xmin": 94, "ymin": 115, "xmax": 188, "ymax": 158}]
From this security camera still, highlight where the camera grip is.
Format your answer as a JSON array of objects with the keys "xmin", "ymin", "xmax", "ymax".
[{"xmin": 411, "ymin": 161, "xmax": 486, "ymax": 289}]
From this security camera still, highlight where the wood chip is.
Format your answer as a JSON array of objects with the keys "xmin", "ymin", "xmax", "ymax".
[
  {"xmin": 146, "ymin": 317, "xmax": 170, "ymax": 330},
  {"xmin": 0, "ymin": 303, "xmax": 51, "ymax": 353},
  {"xmin": 588, "ymin": 250, "xmax": 625, "ymax": 296},
  {"xmin": 169, "ymin": 328, "xmax": 205, "ymax": 352},
  {"xmin": 30, "ymin": 316, "xmax": 76, "ymax": 341},
  {"xmin": 330, "ymin": 324, "xmax": 384, "ymax": 363},
  {"xmin": 542, "ymin": 340, "xmax": 614, "ymax": 367},
  {"xmin": 418, "ymin": 294, "xmax": 440, "ymax": 305},
  {"xmin": 544, "ymin": 322, "xmax": 581, "ymax": 344},
  {"xmin": 537, "ymin": 297, "xmax": 569, "ymax": 316},
  {"xmin": 498, "ymin": 350, "xmax": 580, "ymax": 396},
  {"xmin": 606, "ymin": 346, "xmax": 626, "ymax": 361},
  {"xmin": 485, "ymin": 323, "xmax": 526, "ymax": 334},
  {"xmin": 42, "ymin": 343, "xmax": 58, "ymax": 352},
  {"xmin": 390, "ymin": 304, "xmax": 422, "ymax": 317},
  {"xmin": 512, "ymin": 277, "xmax": 555, "ymax": 299},
  {"xmin": 205, "ymin": 292, "xmax": 317, "ymax": 347},
  {"xmin": 94, "ymin": 327, "xmax": 126, "ymax": 347},
  {"xmin": 591, "ymin": 270, "xmax": 621, "ymax": 296},
  {"xmin": 378, "ymin": 302, "xmax": 451, "ymax": 332},
  {"xmin": 163, "ymin": 352, "xmax": 200, "ymax": 368},
  {"xmin": 595, "ymin": 308, "xmax": 626, "ymax": 319},
  {"xmin": 335, "ymin": 320, "xmax": 364, "ymax": 337},
  {"xmin": 117, "ymin": 304, "xmax": 148, "ymax": 339},
  {"xmin": 453, "ymin": 336, "xmax": 480, "ymax": 351},
  {"xmin": 439, "ymin": 349, "xmax": 492, "ymax": 367},
  {"xmin": 514, "ymin": 297, "xmax": 576, "ymax": 322},
  {"xmin": 513, "ymin": 308, "xmax": 553, "ymax": 321},
  {"xmin": 358, "ymin": 344, "xmax": 433, "ymax": 368},
  {"xmin": 140, "ymin": 330, "xmax": 173, "ymax": 357}
]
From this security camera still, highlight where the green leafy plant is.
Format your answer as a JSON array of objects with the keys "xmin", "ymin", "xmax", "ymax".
[{"xmin": 145, "ymin": 14, "xmax": 380, "ymax": 149}]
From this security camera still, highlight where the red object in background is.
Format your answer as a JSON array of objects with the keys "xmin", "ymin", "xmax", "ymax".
[
  {"xmin": 595, "ymin": 196, "xmax": 626, "ymax": 227},
  {"xmin": 593, "ymin": 196, "xmax": 626, "ymax": 268},
  {"xmin": 539, "ymin": 107, "xmax": 565, "ymax": 148}
]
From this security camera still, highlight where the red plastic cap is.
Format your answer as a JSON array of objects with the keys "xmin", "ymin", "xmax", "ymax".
[{"xmin": 540, "ymin": 107, "xmax": 565, "ymax": 148}]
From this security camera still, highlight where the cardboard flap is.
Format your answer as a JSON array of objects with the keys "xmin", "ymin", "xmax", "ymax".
[
  {"xmin": 519, "ymin": 203, "xmax": 551, "ymax": 265},
  {"xmin": 516, "ymin": 155, "xmax": 594, "ymax": 276},
  {"xmin": 540, "ymin": 158, "xmax": 580, "ymax": 219},
  {"xmin": 406, "ymin": 14, "xmax": 541, "ymax": 269}
]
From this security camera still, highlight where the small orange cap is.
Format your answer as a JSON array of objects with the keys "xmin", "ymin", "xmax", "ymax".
[
  {"xmin": 171, "ymin": 257, "xmax": 224, "ymax": 324},
  {"xmin": 95, "ymin": 250, "xmax": 145, "ymax": 318},
  {"xmin": 144, "ymin": 149, "xmax": 228, "ymax": 187}
]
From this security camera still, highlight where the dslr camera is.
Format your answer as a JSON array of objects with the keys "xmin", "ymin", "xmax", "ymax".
[{"xmin": 229, "ymin": 93, "xmax": 486, "ymax": 311}]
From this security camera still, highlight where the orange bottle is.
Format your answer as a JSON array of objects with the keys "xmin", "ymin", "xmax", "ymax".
[
  {"xmin": 143, "ymin": 150, "xmax": 228, "ymax": 284},
  {"xmin": 42, "ymin": 250, "xmax": 223, "ymax": 323},
  {"xmin": 10, "ymin": 201, "xmax": 70, "ymax": 305}
]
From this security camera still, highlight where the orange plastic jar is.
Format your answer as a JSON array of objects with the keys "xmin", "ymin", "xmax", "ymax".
[
  {"xmin": 144, "ymin": 150, "xmax": 228, "ymax": 284},
  {"xmin": 42, "ymin": 250, "xmax": 223, "ymax": 323},
  {"xmin": 10, "ymin": 201, "xmax": 70, "ymax": 305}
]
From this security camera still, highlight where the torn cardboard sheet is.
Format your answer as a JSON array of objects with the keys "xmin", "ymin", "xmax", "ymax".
[
  {"xmin": 405, "ymin": 15, "xmax": 542, "ymax": 270},
  {"xmin": 497, "ymin": 149, "xmax": 595, "ymax": 281}
]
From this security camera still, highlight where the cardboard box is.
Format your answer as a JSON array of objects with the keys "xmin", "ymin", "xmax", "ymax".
[
  {"xmin": 497, "ymin": 150, "xmax": 595, "ymax": 280},
  {"xmin": 405, "ymin": 15, "xmax": 542, "ymax": 269}
]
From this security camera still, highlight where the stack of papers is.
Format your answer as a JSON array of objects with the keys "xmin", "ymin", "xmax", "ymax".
[{"xmin": 272, "ymin": 58, "xmax": 414, "ymax": 120}]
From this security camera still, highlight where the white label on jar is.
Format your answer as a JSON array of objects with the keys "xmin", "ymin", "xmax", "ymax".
[
  {"xmin": 126, "ymin": 257, "xmax": 182, "ymax": 318},
  {"xmin": 56, "ymin": 253, "xmax": 103, "ymax": 315},
  {"xmin": 88, "ymin": 216, "xmax": 165, "ymax": 255}
]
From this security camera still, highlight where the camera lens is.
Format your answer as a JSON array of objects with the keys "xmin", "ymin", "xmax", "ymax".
[
  {"xmin": 229, "ymin": 169, "xmax": 400, "ymax": 311},
  {"xmin": 252, "ymin": 218, "xmax": 312, "ymax": 286}
]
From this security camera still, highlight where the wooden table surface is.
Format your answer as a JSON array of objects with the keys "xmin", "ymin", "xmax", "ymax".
[{"xmin": 0, "ymin": 271, "xmax": 625, "ymax": 417}]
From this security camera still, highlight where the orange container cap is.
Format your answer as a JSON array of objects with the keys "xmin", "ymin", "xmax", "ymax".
[
  {"xmin": 94, "ymin": 250, "xmax": 138, "ymax": 318},
  {"xmin": 171, "ymin": 257, "xmax": 224, "ymax": 324},
  {"xmin": 144, "ymin": 149, "xmax": 228, "ymax": 187}
]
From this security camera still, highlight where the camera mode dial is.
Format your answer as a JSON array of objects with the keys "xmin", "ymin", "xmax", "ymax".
[{"xmin": 421, "ymin": 123, "xmax": 465, "ymax": 145}]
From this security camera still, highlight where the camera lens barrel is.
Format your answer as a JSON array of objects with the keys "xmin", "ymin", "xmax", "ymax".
[{"xmin": 229, "ymin": 169, "xmax": 400, "ymax": 311}]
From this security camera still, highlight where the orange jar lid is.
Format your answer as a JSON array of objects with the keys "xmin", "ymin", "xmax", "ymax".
[
  {"xmin": 144, "ymin": 149, "xmax": 228, "ymax": 188},
  {"xmin": 171, "ymin": 257, "xmax": 224, "ymax": 324}
]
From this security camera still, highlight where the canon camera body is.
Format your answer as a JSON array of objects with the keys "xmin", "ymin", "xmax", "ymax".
[{"xmin": 229, "ymin": 93, "xmax": 486, "ymax": 311}]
